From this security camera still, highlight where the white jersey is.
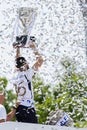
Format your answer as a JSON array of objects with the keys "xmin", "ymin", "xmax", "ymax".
[
  {"xmin": 0, "ymin": 104, "xmax": 7, "ymax": 121},
  {"xmin": 12, "ymin": 68, "xmax": 35, "ymax": 107}
]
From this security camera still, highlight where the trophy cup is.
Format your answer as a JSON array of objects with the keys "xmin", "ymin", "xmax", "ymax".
[{"xmin": 13, "ymin": 7, "xmax": 37, "ymax": 48}]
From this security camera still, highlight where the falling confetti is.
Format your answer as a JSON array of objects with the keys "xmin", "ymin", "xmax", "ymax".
[{"xmin": 0, "ymin": 0, "xmax": 86, "ymax": 89}]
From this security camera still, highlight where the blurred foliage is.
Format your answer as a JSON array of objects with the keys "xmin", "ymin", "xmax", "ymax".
[
  {"xmin": 33, "ymin": 57, "xmax": 87, "ymax": 128},
  {"xmin": 52, "ymin": 57, "xmax": 87, "ymax": 128},
  {"xmin": 32, "ymin": 77, "xmax": 56, "ymax": 123},
  {"xmin": 0, "ymin": 57, "xmax": 87, "ymax": 127}
]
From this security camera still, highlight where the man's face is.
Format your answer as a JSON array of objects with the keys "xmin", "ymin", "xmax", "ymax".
[{"xmin": 19, "ymin": 63, "xmax": 28, "ymax": 71}]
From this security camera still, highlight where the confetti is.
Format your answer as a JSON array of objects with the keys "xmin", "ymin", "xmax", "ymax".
[{"xmin": 0, "ymin": 0, "xmax": 86, "ymax": 89}]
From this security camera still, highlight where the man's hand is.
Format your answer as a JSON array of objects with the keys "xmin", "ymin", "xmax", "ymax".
[
  {"xmin": 16, "ymin": 100, "xmax": 20, "ymax": 108},
  {"xmin": 13, "ymin": 43, "xmax": 20, "ymax": 49},
  {"xmin": 29, "ymin": 42, "xmax": 36, "ymax": 49}
]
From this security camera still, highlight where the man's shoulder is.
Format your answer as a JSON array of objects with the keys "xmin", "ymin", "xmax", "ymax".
[
  {"xmin": 0, "ymin": 104, "xmax": 5, "ymax": 109},
  {"xmin": 26, "ymin": 68, "xmax": 34, "ymax": 73},
  {"xmin": 0, "ymin": 104, "xmax": 4, "ymax": 107}
]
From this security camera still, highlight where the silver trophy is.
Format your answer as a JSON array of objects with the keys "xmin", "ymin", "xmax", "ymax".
[{"xmin": 13, "ymin": 7, "xmax": 37, "ymax": 47}]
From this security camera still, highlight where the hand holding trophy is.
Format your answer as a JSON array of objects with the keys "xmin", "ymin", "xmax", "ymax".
[{"xmin": 13, "ymin": 35, "xmax": 36, "ymax": 48}]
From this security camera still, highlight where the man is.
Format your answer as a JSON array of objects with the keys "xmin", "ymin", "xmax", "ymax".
[
  {"xmin": 0, "ymin": 92, "xmax": 6, "ymax": 122},
  {"xmin": 0, "ymin": 91, "xmax": 17, "ymax": 123},
  {"xmin": 12, "ymin": 36, "xmax": 43, "ymax": 123}
]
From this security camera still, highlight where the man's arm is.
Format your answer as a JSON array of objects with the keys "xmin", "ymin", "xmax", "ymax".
[
  {"xmin": 0, "ymin": 109, "xmax": 15, "ymax": 122},
  {"xmin": 6, "ymin": 109, "xmax": 16, "ymax": 121},
  {"xmin": 6, "ymin": 101, "xmax": 20, "ymax": 121},
  {"xmin": 13, "ymin": 44, "xmax": 21, "ymax": 59},
  {"xmin": 29, "ymin": 42, "xmax": 43, "ymax": 71},
  {"xmin": 0, "ymin": 119, "xmax": 5, "ymax": 123},
  {"xmin": 15, "ymin": 47, "xmax": 21, "ymax": 58}
]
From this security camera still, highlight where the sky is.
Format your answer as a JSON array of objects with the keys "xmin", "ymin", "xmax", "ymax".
[{"xmin": 0, "ymin": 0, "xmax": 86, "ymax": 89}]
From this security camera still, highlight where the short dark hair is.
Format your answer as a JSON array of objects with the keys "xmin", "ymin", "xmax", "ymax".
[{"xmin": 15, "ymin": 57, "xmax": 27, "ymax": 68}]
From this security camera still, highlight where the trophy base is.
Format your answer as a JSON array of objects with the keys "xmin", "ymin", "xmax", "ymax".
[{"xmin": 13, "ymin": 35, "xmax": 36, "ymax": 48}]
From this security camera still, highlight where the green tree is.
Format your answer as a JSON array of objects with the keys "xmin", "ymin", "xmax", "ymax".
[
  {"xmin": 33, "ymin": 57, "xmax": 87, "ymax": 128},
  {"xmin": 53, "ymin": 57, "xmax": 87, "ymax": 128},
  {"xmin": 33, "ymin": 77, "xmax": 55, "ymax": 123}
]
